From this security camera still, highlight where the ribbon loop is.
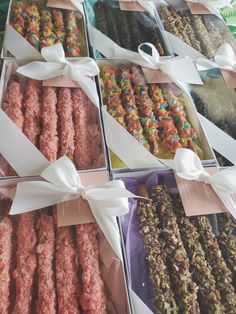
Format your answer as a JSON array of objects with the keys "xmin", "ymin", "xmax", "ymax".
[{"xmin": 16, "ymin": 43, "xmax": 100, "ymax": 106}]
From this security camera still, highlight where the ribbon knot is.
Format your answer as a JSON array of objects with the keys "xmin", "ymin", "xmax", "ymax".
[{"xmin": 16, "ymin": 43, "xmax": 100, "ymax": 106}]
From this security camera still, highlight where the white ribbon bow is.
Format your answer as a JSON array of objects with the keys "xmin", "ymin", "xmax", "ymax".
[
  {"xmin": 173, "ymin": 148, "xmax": 236, "ymax": 219},
  {"xmin": 16, "ymin": 43, "xmax": 100, "ymax": 106},
  {"xmin": 89, "ymin": 25, "xmax": 203, "ymax": 85},
  {"xmin": 196, "ymin": 42, "xmax": 236, "ymax": 72},
  {"xmin": 187, "ymin": 0, "xmax": 231, "ymax": 17},
  {"xmin": 10, "ymin": 156, "xmax": 138, "ymax": 217}
]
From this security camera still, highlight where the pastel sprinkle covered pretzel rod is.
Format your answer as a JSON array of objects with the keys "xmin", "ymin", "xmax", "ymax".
[
  {"xmin": 119, "ymin": 66, "xmax": 150, "ymax": 150},
  {"xmin": 13, "ymin": 213, "xmax": 37, "ymax": 314},
  {"xmin": 76, "ymin": 223, "xmax": 107, "ymax": 313},
  {"xmin": 52, "ymin": 9, "xmax": 66, "ymax": 46},
  {"xmin": 131, "ymin": 66, "xmax": 160, "ymax": 156},
  {"xmin": 36, "ymin": 212, "xmax": 56, "ymax": 314},
  {"xmin": 66, "ymin": 11, "xmax": 81, "ymax": 57},
  {"xmin": 151, "ymin": 185, "xmax": 200, "ymax": 313},
  {"xmin": 25, "ymin": 3, "xmax": 41, "ymax": 50},
  {"xmin": 40, "ymin": 87, "xmax": 58, "ymax": 162},
  {"xmin": 57, "ymin": 88, "xmax": 75, "ymax": 160},
  {"xmin": 40, "ymin": 8, "xmax": 57, "ymax": 49},
  {"xmin": 11, "ymin": 1, "xmax": 27, "ymax": 36},
  {"xmin": 0, "ymin": 217, "xmax": 13, "ymax": 314}
]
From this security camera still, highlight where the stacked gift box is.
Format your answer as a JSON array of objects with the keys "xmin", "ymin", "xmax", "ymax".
[{"xmin": 0, "ymin": 0, "xmax": 235, "ymax": 313}]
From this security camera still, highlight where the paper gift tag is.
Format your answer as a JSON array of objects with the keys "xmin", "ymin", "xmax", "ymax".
[
  {"xmin": 57, "ymin": 171, "xmax": 109, "ymax": 226},
  {"xmin": 187, "ymin": 2, "xmax": 212, "ymax": 14},
  {"xmin": 119, "ymin": 1, "xmax": 146, "ymax": 11},
  {"xmin": 221, "ymin": 70, "xmax": 236, "ymax": 88},
  {"xmin": 47, "ymin": 0, "xmax": 78, "ymax": 11},
  {"xmin": 142, "ymin": 68, "xmax": 173, "ymax": 83},
  {"xmin": 43, "ymin": 75, "xmax": 80, "ymax": 88},
  {"xmin": 174, "ymin": 167, "xmax": 228, "ymax": 216}
]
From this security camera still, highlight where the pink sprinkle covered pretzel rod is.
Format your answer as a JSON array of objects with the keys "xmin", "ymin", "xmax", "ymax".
[
  {"xmin": 13, "ymin": 213, "xmax": 37, "ymax": 314},
  {"xmin": 36, "ymin": 212, "xmax": 56, "ymax": 314},
  {"xmin": 55, "ymin": 226, "xmax": 80, "ymax": 314},
  {"xmin": 40, "ymin": 87, "xmax": 58, "ymax": 162},
  {"xmin": 0, "ymin": 217, "xmax": 13, "ymax": 314},
  {"xmin": 57, "ymin": 88, "xmax": 75, "ymax": 160},
  {"xmin": 76, "ymin": 223, "xmax": 107, "ymax": 314},
  {"xmin": 23, "ymin": 78, "xmax": 42, "ymax": 147}
]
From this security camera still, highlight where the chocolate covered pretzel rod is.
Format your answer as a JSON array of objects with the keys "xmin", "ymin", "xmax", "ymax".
[
  {"xmin": 40, "ymin": 8, "xmax": 56, "ymax": 48},
  {"xmin": 52, "ymin": 9, "xmax": 66, "ymax": 46},
  {"xmin": 192, "ymin": 216, "xmax": 236, "ymax": 313},
  {"xmin": 174, "ymin": 197, "xmax": 224, "ymax": 313},
  {"xmin": 101, "ymin": 65, "xmax": 126, "ymax": 127},
  {"xmin": 76, "ymin": 223, "xmax": 107, "ymax": 313},
  {"xmin": 131, "ymin": 66, "xmax": 160, "ymax": 156},
  {"xmin": 119, "ymin": 67, "xmax": 150, "ymax": 150},
  {"xmin": 65, "ymin": 11, "xmax": 81, "ymax": 57},
  {"xmin": 115, "ymin": 11, "xmax": 132, "ymax": 50},
  {"xmin": 36, "ymin": 212, "xmax": 56, "ymax": 314},
  {"xmin": 103, "ymin": 5, "xmax": 121, "ymax": 46},
  {"xmin": 58, "ymin": 88, "xmax": 75, "ymax": 160},
  {"xmin": 0, "ymin": 217, "xmax": 12, "ymax": 314},
  {"xmin": 23, "ymin": 78, "xmax": 42, "ymax": 147},
  {"xmin": 94, "ymin": 1, "xmax": 109, "ymax": 37},
  {"xmin": 128, "ymin": 12, "xmax": 146, "ymax": 52},
  {"xmin": 55, "ymin": 226, "xmax": 80, "ymax": 314},
  {"xmin": 40, "ymin": 87, "xmax": 58, "ymax": 162},
  {"xmin": 149, "ymin": 85, "xmax": 182, "ymax": 155},
  {"xmin": 151, "ymin": 186, "xmax": 200, "ymax": 313},
  {"xmin": 13, "ymin": 213, "xmax": 37, "ymax": 314},
  {"xmin": 137, "ymin": 185, "xmax": 178, "ymax": 313},
  {"xmin": 25, "ymin": 3, "xmax": 41, "ymax": 50}
]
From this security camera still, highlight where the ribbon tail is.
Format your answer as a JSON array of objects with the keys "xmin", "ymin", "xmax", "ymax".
[
  {"xmin": 76, "ymin": 76, "xmax": 100, "ymax": 107},
  {"xmin": 212, "ymin": 186, "xmax": 236, "ymax": 219},
  {"xmin": 10, "ymin": 181, "xmax": 78, "ymax": 215},
  {"xmin": 88, "ymin": 199, "xmax": 123, "ymax": 260},
  {"xmin": 17, "ymin": 62, "xmax": 63, "ymax": 80}
]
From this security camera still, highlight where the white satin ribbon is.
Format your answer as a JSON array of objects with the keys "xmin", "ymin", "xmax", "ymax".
[
  {"xmin": 70, "ymin": 0, "xmax": 84, "ymax": 14},
  {"xmin": 187, "ymin": 0, "xmax": 231, "ymax": 17},
  {"xmin": 10, "ymin": 156, "xmax": 139, "ymax": 216},
  {"xmin": 16, "ymin": 43, "xmax": 100, "ymax": 107},
  {"xmin": 173, "ymin": 148, "xmax": 236, "ymax": 219},
  {"xmin": 196, "ymin": 42, "xmax": 236, "ymax": 72},
  {"xmin": 89, "ymin": 26, "xmax": 203, "ymax": 84}
]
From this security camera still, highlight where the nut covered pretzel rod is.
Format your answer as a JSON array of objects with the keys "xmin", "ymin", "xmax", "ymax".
[
  {"xmin": 65, "ymin": 11, "xmax": 81, "ymax": 57},
  {"xmin": 40, "ymin": 8, "xmax": 56, "ymax": 49},
  {"xmin": 100, "ymin": 65, "xmax": 126, "ymax": 128},
  {"xmin": 23, "ymin": 78, "xmax": 42, "ymax": 147},
  {"xmin": 137, "ymin": 185, "xmax": 179, "ymax": 313},
  {"xmin": 51, "ymin": 9, "xmax": 66, "ymax": 46},
  {"xmin": 40, "ymin": 87, "xmax": 58, "ymax": 162},
  {"xmin": 0, "ymin": 217, "xmax": 12, "ymax": 314},
  {"xmin": 13, "ymin": 213, "xmax": 37, "ymax": 314},
  {"xmin": 179, "ymin": 13, "xmax": 202, "ymax": 52},
  {"xmin": 57, "ymin": 88, "xmax": 75, "ymax": 160},
  {"xmin": 76, "ymin": 223, "xmax": 107, "ymax": 313},
  {"xmin": 131, "ymin": 66, "xmax": 160, "ymax": 156},
  {"xmin": 55, "ymin": 226, "xmax": 80, "ymax": 314},
  {"xmin": 191, "ymin": 15, "xmax": 215, "ymax": 59},
  {"xmin": 36, "ymin": 212, "xmax": 56, "ymax": 314},
  {"xmin": 217, "ymin": 213, "xmax": 236, "ymax": 290},
  {"xmin": 173, "ymin": 196, "xmax": 225, "ymax": 313},
  {"xmin": 11, "ymin": 1, "xmax": 27, "ymax": 36},
  {"xmin": 118, "ymin": 67, "xmax": 150, "ymax": 150},
  {"xmin": 25, "ymin": 3, "xmax": 41, "ymax": 50},
  {"xmin": 149, "ymin": 85, "xmax": 182, "ymax": 155},
  {"xmin": 158, "ymin": 6, "xmax": 192, "ymax": 47},
  {"xmin": 191, "ymin": 216, "xmax": 236, "ymax": 313},
  {"xmin": 151, "ymin": 186, "xmax": 200, "ymax": 313},
  {"xmin": 72, "ymin": 88, "xmax": 93, "ymax": 170},
  {"xmin": 202, "ymin": 16, "xmax": 224, "ymax": 52}
]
